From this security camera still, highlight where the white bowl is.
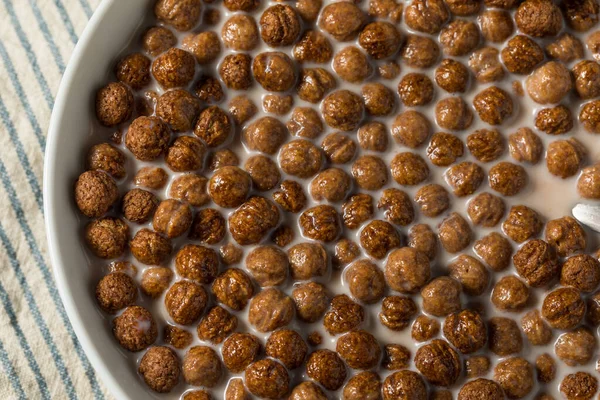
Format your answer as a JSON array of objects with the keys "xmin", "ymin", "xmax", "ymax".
[{"xmin": 44, "ymin": 1, "xmax": 153, "ymax": 399}]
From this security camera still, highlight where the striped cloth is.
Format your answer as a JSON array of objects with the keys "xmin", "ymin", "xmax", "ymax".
[{"xmin": 0, "ymin": 1, "xmax": 113, "ymax": 399}]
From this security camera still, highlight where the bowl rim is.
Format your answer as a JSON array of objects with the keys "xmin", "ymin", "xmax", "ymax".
[{"xmin": 44, "ymin": 0, "xmax": 130, "ymax": 398}]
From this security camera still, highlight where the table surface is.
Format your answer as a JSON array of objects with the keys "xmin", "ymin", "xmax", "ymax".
[{"xmin": 0, "ymin": 1, "xmax": 111, "ymax": 399}]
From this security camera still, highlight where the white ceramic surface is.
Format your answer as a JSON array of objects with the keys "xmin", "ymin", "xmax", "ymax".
[{"xmin": 44, "ymin": 1, "xmax": 152, "ymax": 399}]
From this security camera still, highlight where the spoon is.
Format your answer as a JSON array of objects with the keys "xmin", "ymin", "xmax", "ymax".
[{"xmin": 572, "ymin": 203, "xmax": 600, "ymax": 233}]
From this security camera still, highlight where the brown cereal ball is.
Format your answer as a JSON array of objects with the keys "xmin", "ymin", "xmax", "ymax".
[
  {"xmin": 273, "ymin": 180, "xmax": 307, "ymax": 213},
  {"xmin": 107, "ymin": 261, "xmax": 136, "ymax": 280},
  {"xmin": 469, "ymin": 47, "xmax": 505, "ymax": 84},
  {"xmin": 542, "ymin": 287, "xmax": 585, "ymax": 329},
  {"xmin": 122, "ymin": 189, "xmax": 158, "ymax": 224},
  {"xmin": 465, "ymin": 356, "xmax": 490, "ymax": 378},
  {"xmin": 219, "ymin": 244, "xmax": 243, "ymax": 266},
  {"xmin": 125, "ymin": 116, "xmax": 170, "ymax": 162},
  {"xmin": 265, "ymin": 329, "xmax": 307, "ymax": 370},
  {"xmin": 562, "ymin": 254, "xmax": 600, "ymax": 292},
  {"xmin": 421, "ymin": 277, "xmax": 462, "ymax": 316},
  {"xmin": 306, "ymin": 350, "xmax": 347, "ymax": 391},
  {"xmin": 345, "ymin": 260, "xmax": 386, "ymax": 304},
  {"xmin": 183, "ymin": 390, "xmax": 211, "ymax": 400},
  {"xmin": 501, "ymin": 35, "xmax": 544, "ymax": 75},
  {"xmin": 299, "ymin": 205, "xmax": 340, "ymax": 242},
  {"xmin": 224, "ymin": 378, "xmax": 247, "ymax": 400},
  {"xmin": 336, "ymin": 330, "xmax": 381, "ymax": 370},
  {"xmin": 245, "ymin": 359, "xmax": 289, "ymax": 399},
  {"xmin": 378, "ymin": 188, "xmax": 414, "ymax": 226},
  {"xmin": 165, "ymin": 136, "xmax": 205, "ymax": 173},
  {"xmin": 489, "ymin": 162, "xmax": 527, "ymax": 196},
  {"xmin": 333, "ymin": 239, "xmax": 361, "ymax": 267},
  {"xmin": 319, "ymin": 1, "xmax": 365, "ymax": 41},
  {"xmin": 182, "ymin": 346, "xmax": 222, "ymax": 388},
  {"xmin": 224, "ymin": 0, "xmax": 258, "ymax": 12},
  {"xmin": 440, "ymin": 20, "xmax": 480, "ymax": 57},
  {"xmin": 293, "ymin": 30, "xmax": 333, "ymax": 64},
  {"xmin": 587, "ymin": 31, "xmax": 600, "ymax": 60},
  {"xmin": 489, "ymin": 317, "xmax": 523, "ymax": 356},
  {"xmin": 360, "ymin": 220, "xmax": 401, "ymax": 259},
  {"xmin": 292, "ymin": 281, "xmax": 329, "ymax": 323},
  {"xmin": 509, "ymin": 127, "xmax": 543, "ymax": 164},
  {"xmin": 75, "ymin": 171, "xmax": 118, "ymax": 218},
  {"xmin": 113, "ymin": 305, "xmax": 157, "ymax": 352},
  {"xmin": 435, "ymin": 59, "xmax": 469, "ymax": 93},
  {"xmin": 344, "ymin": 371, "xmax": 381, "ymax": 400},
  {"xmin": 85, "ymin": 217, "xmax": 129, "ymax": 259},
  {"xmin": 260, "ymin": 4, "xmax": 301, "ymax": 47},
  {"xmin": 412, "ymin": 315, "xmax": 440, "ymax": 341},
  {"xmin": 578, "ymin": 163, "xmax": 600, "ymax": 198},
  {"xmin": 545, "ymin": 216, "xmax": 586, "ymax": 257},
  {"xmin": 405, "ymin": 0, "xmax": 449, "ymax": 34},
  {"xmin": 187, "ymin": 209, "xmax": 225, "ymax": 246},
  {"xmin": 289, "ymin": 381, "xmax": 327, "ymax": 400},
  {"xmin": 358, "ymin": 122, "xmax": 388, "ymax": 152},
  {"xmin": 170, "ymin": 174, "xmax": 209, "ymax": 208},
  {"xmin": 297, "ymin": 68, "xmax": 336, "ymax": 104},
  {"xmin": 384, "ymin": 345, "xmax": 411, "ymax": 370},
  {"xmin": 398, "ymin": 73, "xmax": 434, "ymax": 107},
  {"xmin": 445, "ymin": 161, "xmax": 485, "ymax": 197},
  {"xmin": 362, "ymin": 83, "xmax": 396, "ymax": 117},
  {"xmin": 342, "ymin": 194, "xmax": 374, "ymax": 229},
  {"xmin": 536, "ymin": 353, "xmax": 556, "ymax": 383},
  {"xmin": 155, "ymin": 0, "xmax": 201, "ymax": 31},
  {"xmin": 219, "ymin": 53, "xmax": 252, "ymax": 91},
  {"xmin": 382, "ymin": 370, "xmax": 427, "ymax": 400},
  {"xmin": 229, "ymin": 196, "xmax": 279, "ymax": 245},
  {"xmin": 95, "ymin": 272, "xmax": 137, "ymax": 314},
  {"xmin": 220, "ymin": 15, "xmax": 258, "ymax": 51},
  {"xmin": 130, "ymin": 228, "xmax": 171, "ymax": 265},
  {"xmin": 252, "ymin": 52, "xmax": 296, "ymax": 92},
  {"xmin": 572, "ymin": 60, "xmax": 600, "ymax": 100},
  {"xmin": 560, "ymin": 372, "xmax": 598, "ymax": 400},
  {"xmin": 479, "ymin": 10, "xmax": 513, "ymax": 43},
  {"xmin": 212, "ymin": 268, "xmax": 254, "ymax": 311},
  {"xmin": 358, "ymin": 21, "xmax": 402, "ymax": 59},
  {"xmin": 263, "ymin": 94, "xmax": 293, "ymax": 115},
  {"xmin": 165, "ymin": 281, "xmax": 207, "ymax": 325},
  {"xmin": 324, "ymin": 294, "xmax": 365, "ymax": 334},
  {"xmin": 182, "ymin": 31, "xmax": 221, "ymax": 65},
  {"xmin": 96, "ymin": 82, "xmax": 134, "ymax": 127},
  {"xmin": 449, "ymin": 254, "xmax": 489, "ymax": 296},
  {"xmin": 503, "ymin": 205, "xmax": 543, "ymax": 243},
  {"xmin": 378, "ymin": 61, "xmax": 401, "ymax": 79},
  {"xmin": 245, "ymin": 156, "xmax": 280, "ymax": 192},
  {"xmin": 115, "ymin": 53, "xmax": 151, "ymax": 90},
  {"xmin": 152, "ymin": 48, "xmax": 195, "ymax": 90},
  {"xmin": 436, "ymin": 96, "xmax": 473, "ymax": 130},
  {"xmin": 138, "ymin": 346, "xmax": 180, "ymax": 393},
  {"xmin": 408, "ymin": 224, "xmax": 438, "ymax": 260},
  {"xmin": 521, "ymin": 310, "xmax": 553, "ymax": 346},
  {"xmin": 391, "ymin": 111, "xmax": 431, "ymax": 149},
  {"xmin": 467, "ymin": 192, "xmax": 505, "ymax": 227},
  {"xmin": 197, "ymin": 306, "xmax": 237, "ymax": 345},
  {"xmin": 271, "ymin": 225, "xmax": 293, "ymax": 248},
  {"xmin": 248, "ymin": 288, "xmax": 294, "ymax": 332},
  {"xmin": 288, "ymin": 242, "xmax": 327, "ymax": 281},
  {"xmin": 379, "ymin": 295, "xmax": 418, "ymax": 330},
  {"xmin": 438, "ymin": 212, "xmax": 472, "ymax": 253},
  {"xmin": 555, "ymin": 328, "xmax": 597, "ymax": 366},
  {"xmin": 310, "ymin": 168, "xmax": 351, "ymax": 203},
  {"xmin": 427, "ymin": 132, "xmax": 464, "ymax": 167},
  {"xmin": 391, "ymin": 152, "xmax": 429, "ymax": 186},
  {"xmin": 322, "ymin": 90, "xmax": 364, "ymax": 131},
  {"xmin": 175, "ymin": 245, "xmax": 219, "ymax": 285},
  {"xmin": 245, "ymin": 246, "xmax": 288, "ymax": 288},
  {"xmin": 546, "ymin": 33, "xmax": 584, "ymax": 63},
  {"xmin": 473, "ymin": 86, "xmax": 513, "ymax": 126},
  {"xmin": 141, "ymin": 267, "xmax": 173, "ymax": 299},
  {"xmin": 321, "ymin": 133, "xmax": 356, "ymax": 165},
  {"xmin": 152, "ymin": 199, "xmax": 192, "ymax": 239},
  {"xmin": 580, "ymin": 100, "xmax": 600, "ymax": 133},
  {"xmin": 527, "ymin": 62, "xmax": 573, "ymax": 105},
  {"xmin": 415, "ymin": 339, "xmax": 461, "ymax": 387},
  {"xmin": 494, "ymin": 358, "xmax": 534, "ymax": 399},
  {"xmin": 536, "ymin": 105, "xmax": 573, "ymax": 135},
  {"xmin": 221, "ymin": 333, "xmax": 260, "ymax": 373},
  {"xmin": 475, "ymin": 232, "xmax": 512, "ymax": 271},
  {"xmin": 401, "ymin": 35, "xmax": 440, "ymax": 68},
  {"xmin": 156, "ymin": 90, "xmax": 200, "ymax": 134},
  {"xmin": 142, "ymin": 26, "xmax": 176, "ymax": 57},
  {"xmin": 86, "ymin": 143, "xmax": 126, "ymax": 180},
  {"xmin": 195, "ymin": 76, "xmax": 223, "ymax": 104},
  {"xmin": 562, "ymin": 0, "xmax": 600, "ymax": 31},
  {"xmin": 515, "ymin": 0, "xmax": 562, "ymax": 37},
  {"xmin": 245, "ymin": 117, "xmax": 288, "ymax": 155},
  {"xmin": 287, "ymin": 107, "xmax": 323, "ymax": 139},
  {"xmin": 352, "ymin": 155, "xmax": 388, "ymax": 191},
  {"xmin": 444, "ymin": 310, "xmax": 487, "ymax": 354},
  {"xmin": 228, "ymin": 95, "xmax": 257, "ymax": 126},
  {"xmin": 547, "ymin": 138, "xmax": 586, "ymax": 179},
  {"xmin": 458, "ymin": 379, "xmax": 504, "ymax": 400},
  {"xmin": 513, "ymin": 239, "xmax": 559, "ymax": 287},
  {"xmin": 280, "ymin": 139, "xmax": 323, "ymax": 179},
  {"xmin": 208, "ymin": 150, "xmax": 239, "ymax": 171},
  {"xmin": 194, "ymin": 106, "xmax": 231, "ymax": 148},
  {"xmin": 467, "ymin": 129, "xmax": 504, "ymax": 162},
  {"xmin": 414, "ymin": 184, "xmax": 450, "ymax": 218},
  {"xmin": 492, "ymin": 276, "xmax": 530, "ymax": 312},
  {"xmin": 208, "ymin": 166, "xmax": 251, "ymax": 208}
]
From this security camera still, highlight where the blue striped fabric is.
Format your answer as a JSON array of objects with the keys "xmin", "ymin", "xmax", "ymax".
[{"xmin": 0, "ymin": 1, "xmax": 111, "ymax": 399}]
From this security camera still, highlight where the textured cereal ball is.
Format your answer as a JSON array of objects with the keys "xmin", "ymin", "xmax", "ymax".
[
  {"xmin": 324, "ymin": 294, "xmax": 365, "ymax": 335},
  {"xmin": 188, "ymin": 210, "xmax": 225, "ymax": 246},
  {"xmin": 491, "ymin": 318, "xmax": 524, "ymax": 355},
  {"xmin": 212, "ymin": 268, "xmax": 254, "ymax": 311},
  {"xmin": 503, "ymin": 205, "xmax": 543, "ymax": 243},
  {"xmin": 310, "ymin": 168, "xmax": 351, "ymax": 203},
  {"xmin": 401, "ymin": 35, "xmax": 440, "ymax": 68},
  {"xmin": 572, "ymin": 60, "xmax": 600, "ymax": 100},
  {"xmin": 293, "ymin": 30, "xmax": 333, "ymax": 64},
  {"xmin": 288, "ymin": 242, "xmax": 327, "ymax": 281},
  {"xmin": 379, "ymin": 295, "xmax": 418, "ymax": 330},
  {"xmin": 415, "ymin": 339, "xmax": 461, "ymax": 386},
  {"xmin": 439, "ymin": 20, "xmax": 480, "ymax": 57},
  {"xmin": 141, "ymin": 267, "xmax": 173, "ymax": 298},
  {"xmin": 86, "ymin": 143, "xmax": 126, "ymax": 179},
  {"xmin": 175, "ymin": 245, "xmax": 219, "ymax": 285},
  {"xmin": 248, "ymin": 288, "xmax": 294, "ymax": 332},
  {"xmin": 152, "ymin": 199, "xmax": 192, "ymax": 239},
  {"xmin": 501, "ymin": 35, "xmax": 544, "ymax": 75},
  {"xmin": 473, "ymin": 86, "xmax": 513, "ymax": 125},
  {"xmin": 142, "ymin": 26, "xmax": 176, "ymax": 57},
  {"xmin": 343, "ymin": 372, "xmax": 381, "ymax": 400},
  {"xmin": 383, "ymin": 370, "xmax": 427, "ymax": 400},
  {"xmin": 445, "ymin": 161, "xmax": 485, "ymax": 197},
  {"xmin": 358, "ymin": 21, "xmax": 401, "ymax": 59},
  {"xmin": 319, "ymin": 1, "xmax": 365, "ymax": 41},
  {"xmin": 197, "ymin": 306, "xmax": 237, "ymax": 344},
  {"xmin": 336, "ymin": 330, "xmax": 381, "ymax": 370},
  {"xmin": 95, "ymin": 272, "xmax": 137, "ymax": 314},
  {"xmin": 475, "ymin": 233, "xmax": 512, "ymax": 271},
  {"xmin": 391, "ymin": 111, "xmax": 431, "ymax": 148},
  {"xmin": 408, "ymin": 224, "xmax": 438, "ymax": 260},
  {"xmin": 321, "ymin": 133, "xmax": 356, "ymax": 165},
  {"xmin": 578, "ymin": 163, "xmax": 600, "ymax": 198},
  {"xmin": 362, "ymin": 83, "xmax": 395, "ymax": 116},
  {"xmin": 351, "ymin": 155, "xmax": 388, "ymax": 191},
  {"xmin": 208, "ymin": 150, "xmax": 239, "ymax": 172},
  {"xmin": 245, "ymin": 246, "xmax": 288, "ymax": 288},
  {"xmin": 221, "ymin": 15, "xmax": 258, "ymax": 51},
  {"xmin": 391, "ymin": 152, "xmax": 429, "ymax": 186},
  {"xmin": 169, "ymin": 174, "xmax": 209, "ymax": 208},
  {"xmin": 194, "ymin": 76, "xmax": 223, "ymax": 104},
  {"xmin": 138, "ymin": 346, "xmax": 180, "ymax": 393},
  {"xmin": 449, "ymin": 255, "xmax": 489, "ymax": 296},
  {"xmin": 509, "ymin": 127, "xmax": 543, "ymax": 164},
  {"xmin": 467, "ymin": 192, "xmax": 505, "ymax": 227},
  {"xmin": 165, "ymin": 280, "xmax": 207, "ymax": 325},
  {"xmin": 155, "ymin": 0, "xmax": 201, "ymax": 31},
  {"xmin": 467, "ymin": 129, "xmax": 504, "ymax": 162},
  {"xmin": 152, "ymin": 48, "xmax": 195, "ymax": 89},
  {"xmin": 580, "ymin": 100, "xmax": 600, "ymax": 133},
  {"xmin": 259, "ymin": 4, "xmax": 301, "ymax": 47},
  {"xmin": 182, "ymin": 346, "xmax": 222, "ymax": 388},
  {"xmin": 300, "ymin": 205, "xmax": 341, "ymax": 242},
  {"xmin": 436, "ymin": 96, "xmax": 473, "ymax": 130},
  {"xmin": 224, "ymin": 378, "xmax": 248, "ymax": 400},
  {"xmin": 219, "ymin": 244, "xmax": 243, "ymax": 266},
  {"xmin": 494, "ymin": 358, "xmax": 534, "ymax": 399},
  {"xmin": 85, "ymin": 217, "xmax": 129, "ymax": 259},
  {"xmin": 469, "ymin": 47, "xmax": 505, "ymax": 83},
  {"xmin": 378, "ymin": 188, "xmax": 414, "ymax": 226},
  {"xmin": 280, "ymin": 140, "xmax": 323, "ymax": 179},
  {"xmin": 443, "ymin": 310, "xmax": 486, "ymax": 354},
  {"xmin": 489, "ymin": 162, "xmax": 527, "ymax": 196},
  {"xmin": 75, "ymin": 171, "xmax": 118, "ymax": 218},
  {"xmin": 287, "ymin": 107, "xmax": 323, "ymax": 139},
  {"xmin": 445, "ymin": 0, "xmax": 481, "ymax": 14},
  {"xmin": 181, "ymin": 31, "xmax": 220, "ymax": 65},
  {"xmin": 521, "ymin": 310, "xmax": 553, "ymax": 346},
  {"xmin": 560, "ymin": 372, "xmax": 598, "ymax": 400},
  {"xmin": 245, "ymin": 359, "xmax": 290, "ymax": 399},
  {"xmin": 458, "ymin": 379, "xmax": 504, "ymax": 400},
  {"xmin": 562, "ymin": 0, "xmax": 600, "ymax": 32},
  {"xmin": 378, "ymin": 61, "xmax": 401, "ymax": 80},
  {"xmin": 291, "ymin": 281, "xmax": 329, "ymax": 323},
  {"xmin": 426, "ymin": 132, "xmax": 464, "ymax": 167},
  {"xmin": 535, "ymin": 105, "xmax": 574, "ymax": 135},
  {"xmin": 405, "ymin": 0, "xmax": 449, "ymax": 34},
  {"xmin": 297, "ymin": 67, "xmax": 336, "ymax": 104},
  {"xmin": 219, "ymin": 53, "xmax": 252, "ymax": 91},
  {"xmin": 435, "ymin": 59, "xmax": 469, "ymax": 93},
  {"xmin": 438, "ymin": 212, "xmax": 472, "ymax": 253},
  {"xmin": 555, "ymin": 328, "xmax": 597, "ymax": 366},
  {"xmin": 224, "ymin": 0, "xmax": 258, "ymax": 12},
  {"xmin": 412, "ymin": 315, "xmax": 440, "ymax": 341},
  {"xmin": 398, "ymin": 73, "xmax": 434, "ymax": 107},
  {"xmin": 515, "ymin": 0, "xmax": 561, "ymax": 37},
  {"xmin": 244, "ymin": 118, "xmax": 287, "ymax": 156},
  {"xmin": 95, "ymin": 82, "xmax": 133, "ymax": 127},
  {"xmin": 125, "ymin": 116, "xmax": 170, "ymax": 162},
  {"xmin": 244, "ymin": 156, "xmax": 280, "ymax": 192},
  {"xmin": 513, "ymin": 239, "xmax": 559, "ymax": 287},
  {"xmin": 113, "ymin": 305, "xmax": 157, "ymax": 352},
  {"xmin": 194, "ymin": 106, "xmax": 231, "ymax": 148},
  {"xmin": 542, "ymin": 287, "xmax": 585, "ymax": 329},
  {"xmin": 546, "ymin": 33, "xmax": 584, "ymax": 62},
  {"xmin": 221, "ymin": 333, "xmax": 260, "ymax": 373},
  {"xmin": 465, "ymin": 357, "xmax": 491, "ymax": 378},
  {"xmin": 130, "ymin": 228, "xmax": 171, "ymax": 265},
  {"xmin": 273, "ymin": 180, "xmax": 306, "ymax": 213},
  {"xmin": 229, "ymin": 196, "xmax": 279, "ymax": 245},
  {"xmin": 491, "ymin": 276, "xmax": 529, "ymax": 312},
  {"xmin": 546, "ymin": 216, "xmax": 586, "ymax": 257},
  {"xmin": 421, "ymin": 277, "xmax": 462, "ymax": 317},
  {"xmin": 122, "ymin": 189, "xmax": 158, "ymax": 224},
  {"xmin": 289, "ymin": 381, "xmax": 327, "ymax": 400},
  {"xmin": 414, "ymin": 184, "xmax": 450, "ymax": 218},
  {"xmin": 345, "ymin": 259, "xmax": 385, "ymax": 304},
  {"xmin": 115, "ymin": 52, "xmax": 151, "ymax": 90},
  {"xmin": 527, "ymin": 62, "xmax": 573, "ymax": 105},
  {"xmin": 342, "ymin": 194, "xmax": 374, "ymax": 229},
  {"xmin": 265, "ymin": 329, "xmax": 307, "ymax": 370},
  {"xmin": 155, "ymin": 90, "xmax": 200, "ymax": 133},
  {"xmin": 479, "ymin": 10, "xmax": 513, "ymax": 42},
  {"xmin": 322, "ymin": 90, "xmax": 364, "ymax": 131},
  {"xmin": 358, "ymin": 122, "xmax": 388, "ymax": 152},
  {"xmin": 208, "ymin": 166, "xmax": 251, "ymax": 209},
  {"xmin": 360, "ymin": 220, "xmax": 401, "ymax": 259},
  {"xmin": 252, "ymin": 52, "xmax": 296, "ymax": 92},
  {"xmin": 165, "ymin": 136, "xmax": 205, "ymax": 173},
  {"xmin": 306, "ymin": 350, "xmax": 347, "ymax": 391},
  {"xmin": 561, "ymin": 254, "xmax": 600, "ymax": 292},
  {"xmin": 547, "ymin": 139, "xmax": 586, "ymax": 179}
]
